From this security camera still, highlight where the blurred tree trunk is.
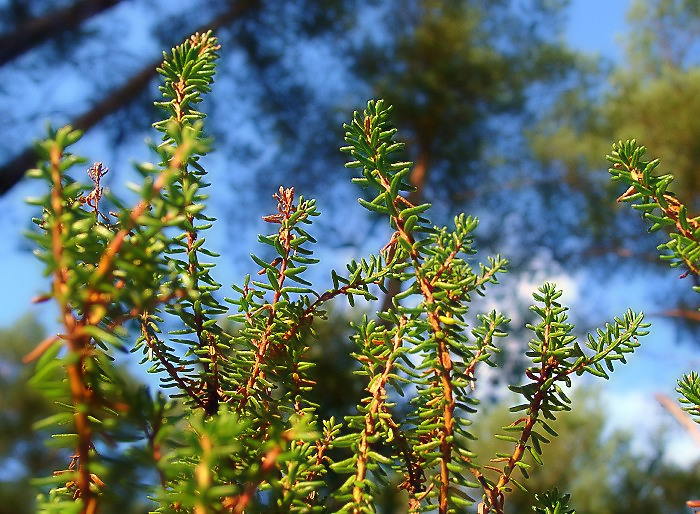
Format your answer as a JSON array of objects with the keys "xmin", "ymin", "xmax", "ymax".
[
  {"xmin": 0, "ymin": 61, "xmax": 158, "ymax": 195},
  {"xmin": 408, "ymin": 147, "xmax": 430, "ymax": 205},
  {"xmin": 0, "ymin": 0, "xmax": 260, "ymax": 196},
  {"xmin": 0, "ymin": 0, "xmax": 126, "ymax": 66}
]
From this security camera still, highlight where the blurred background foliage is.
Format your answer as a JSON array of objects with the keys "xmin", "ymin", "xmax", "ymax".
[
  {"xmin": 0, "ymin": 315, "xmax": 62, "ymax": 513},
  {"xmin": 0, "ymin": 0, "xmax": 698, "ymax": 511},
  {"xmin": 532, "ymin": 0, "xmax": 700, "ymax": 221},
  {"xmin": 475, "ymin": 388, "xmax": 700, "ymax": 514}
]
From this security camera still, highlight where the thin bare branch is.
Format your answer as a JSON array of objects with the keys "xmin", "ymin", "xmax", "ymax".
[{"xmin": 0, "ymin": 0, "xmax": 125, "ymax": 66}]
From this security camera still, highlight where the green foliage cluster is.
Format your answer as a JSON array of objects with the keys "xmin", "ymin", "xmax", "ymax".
[
  {"xmin": 609, "ymin": 140, "xmax": 700, "ymax": 277},
  {"xmin": 24, "ymin": 32, "xmax": 652, "ymax": 513},
  {"xmin": 608, "ymin": 139, "xmax": 700, "ymax": 427}
]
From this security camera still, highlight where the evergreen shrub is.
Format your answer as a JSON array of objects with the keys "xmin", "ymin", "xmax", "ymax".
[{"xmin": 24, "ymin": 32, "xmax": 662, "ymax": 514}]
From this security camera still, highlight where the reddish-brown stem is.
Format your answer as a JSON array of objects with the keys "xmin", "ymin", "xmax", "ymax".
[
  {"xmin": 353, "ymin": 317, "xmax": 407, "ymax": 509},
  {"xmin": 279, "ymin": 281, "xmax": 377, "ymax": 345},
  {"xmin": 486, "ymin": 389, "xmax": 545, "ymax": 513},
  {"xmin": 481, "ymin": 313, "xmax": 555, "ymax": 514},
  {"xmin": 402, "ymin": 235, "xmax": 455, "ymax": 514},
  {"xmin": 180, "ymin": 164, "xmax": 220, "ymax": 416},
  {"xmin": 464, "ymin": 320, "xmax": 498, "ymax": 381},
  {"xmin": 48, "ymin": 143, "xmax": 96, "ymax": 512},
  {"xmin": 47, "ymin": 135, "xmax": 187, "ymax": 513},
  {"xmin": 140, "ymin": 403, "xmax": 167, "ymax": 489},
  {"xmin": 382, "ymin": 407, "xmax": 426, "ymax": 497},
  {"xmin": 227, "ymin": 445, "xmax": 282, "ymax": 513},
  {"xmin": 140, "ymin": 314, "xmax": 207, "ymax": 410},
  {"xmin": 302, "ymin": 425, "xmax": 337, "ymax": 505},
  {"xmin": 237, "ymin": 188, "xmax": 296, "ymax": 413},
  {"xmin": 365, "ymin": 116, "xmax": 456, "ymax": 513}
]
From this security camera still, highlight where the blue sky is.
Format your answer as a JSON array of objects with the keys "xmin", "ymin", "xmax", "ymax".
[{"xmin": 567, "ymin": 0, "xmax": 630, "ymax": 62}]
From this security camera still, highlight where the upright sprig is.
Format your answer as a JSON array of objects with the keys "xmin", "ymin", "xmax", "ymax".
[
  {"xmin": 134, "ymin": 31, "xmax": 226, "ymax": 416},
  {"xmin": 221, "ymin": 182, "xmax": 395, "ymax": 512},
  {"xmin": 154, "ymin": 31, "xmax": 220, "ymax": 134},
  {"xmin": 336, "ymin": 102, "xmax": 648, "ymax": 513},
  {"xmin": 226, "ymin": 186, "xmax": 322, "ymax": 418},
  {"xmin": 608, "ymin": 140, "xmax": 700, "ymax": 424},
  {"xmin": 26, "ymin": 117, "xmax": 209, "ymax": 513},
  {"xmin": 338, "ymin": 100, "xmax": 510, "ymax": 512},
  {"xmin": 26, "ymin": 33, "xmax": 217, "ymax": 514},
  {"xmin": 480, "ymin": 284, "xmax": 647, "ymax": 513}
]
